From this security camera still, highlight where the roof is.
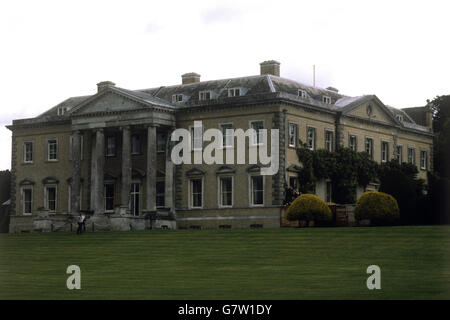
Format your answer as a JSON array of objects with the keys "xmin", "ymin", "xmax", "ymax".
[{"xmin": 8, "ymin": 73, "xmax": 432, "ymax": 135}]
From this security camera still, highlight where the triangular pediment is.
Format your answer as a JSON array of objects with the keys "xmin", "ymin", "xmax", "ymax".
[
  {"xmin": 186, "ymin": 168, "xmax": 205, "ymax": 177},
  {"xmin": 344, "ymin": 96, "xmax": 399, "ymax": 126},
  {"xmin": 71, "ymin": 88, "xmax": 152, "ymax": 115}
]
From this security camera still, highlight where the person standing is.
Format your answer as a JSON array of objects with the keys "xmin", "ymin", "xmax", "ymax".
[{"xmin": 76, "ymin": 213, "xmax": 84, "ymax": 235}]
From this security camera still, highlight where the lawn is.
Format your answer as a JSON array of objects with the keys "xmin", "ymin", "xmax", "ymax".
[{"xmin": 1, "ymin": 226, "xmax": 450, "ymax": 299}]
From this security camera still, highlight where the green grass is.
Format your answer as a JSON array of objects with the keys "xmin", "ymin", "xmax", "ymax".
[{"xmin": 1, "ymin": 226, "xmax": 450, "ymax": 299}]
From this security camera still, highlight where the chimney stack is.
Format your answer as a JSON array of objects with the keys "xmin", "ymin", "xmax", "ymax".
[
  {"xmin": 97, "ymin": 81, "xmax": 116, "ymax": 93},
  {"xmin": 182, "ymin": 72, "xmax": 201, "ymax": 85},
  {"xmin": 260, "ymin": 60, "xmax": 280, "ymax": 77}
]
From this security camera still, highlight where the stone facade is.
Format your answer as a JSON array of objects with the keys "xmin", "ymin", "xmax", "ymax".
[{"xmin": 7, "ymin": 61, "xmax": 433, "ymax": 232}]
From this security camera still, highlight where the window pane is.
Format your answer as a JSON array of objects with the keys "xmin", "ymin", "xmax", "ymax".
[
  {"xmin": 47, "ymin": 187, "xmax": 56, "ymax": 211},
  {"xmin": 252, "ymin": 176, "xmax": 263, "ymax": 205},
  {"xmin": 156, "ymin": 181, "xmax": 165, "ymax": 207},
  {"xmin": 24, "ymin": 189, "xmax": 32, "ymax": 213},
  {"xmin": 105, "ymin": 184, "xmax": 114, "ymax": 210},
  {"xmin": 131, "ymin": 135, "xmax": 140, "ymax": 154},
  {"xmin": 157, "ymin": 133, "xmax": 166, "ymax": 152},
  {"xmin": 191, "ymin": 179, "xmax": 202, "ymax": 207},
  {"xmin": 220, "ymin": 177, "xmax": 232, "ymax": 206}
]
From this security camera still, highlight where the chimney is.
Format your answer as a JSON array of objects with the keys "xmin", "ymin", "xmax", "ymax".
[
  {"xmin": 97, "ymin": 81, "xmax": 116, "ymax": 93},
  {"xmin": 260, "ymin": 60, "xmax": 280, "ymax": 77},
  {"xmin": 182, "ymin": 72, "xmax": 201, "ymax": 85}
]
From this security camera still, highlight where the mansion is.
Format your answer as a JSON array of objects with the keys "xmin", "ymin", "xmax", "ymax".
[{"xmin": 7, "ymin": 61, "xmax": 433, "ymax": 232}]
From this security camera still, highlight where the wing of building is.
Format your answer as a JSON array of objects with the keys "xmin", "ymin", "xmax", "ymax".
[{"xmin": 6, "ymin": 60, "xmax": 433, "ymax": 232}]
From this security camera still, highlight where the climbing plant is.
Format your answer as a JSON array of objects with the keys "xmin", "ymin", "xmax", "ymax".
[{"xmin": 295, "ymin": 143, "xmax": 379, "ymax": 204}]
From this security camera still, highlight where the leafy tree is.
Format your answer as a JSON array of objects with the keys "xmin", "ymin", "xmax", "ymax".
[{"xmin": 378, "ymin": 160, "xmax": 425, "ymax": 224}]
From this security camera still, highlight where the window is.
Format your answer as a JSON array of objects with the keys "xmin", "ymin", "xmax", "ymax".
[
  {"xmin": 45, "ymin": 186, "xmax": 57, "ymax": 212},
  {"xmin": 131, "ymin": 134, "xmax": 141, "ymax": 154},
  {"xmin": 298, "ymin": 89, "xmax": 307, "ymax": 98},
  {"xmin": 408, "ymin": 147, "xmax": 416, "ymax": 165},
  {"xmin": 250, "ymin": 176, "xmax": 264, "ymax": 206},
  {"xmin": 190, "ymin": 125, "xmax": 203, "ymax": 151},
  {"xmin": 199, "ymin": 91, "xmax": 211, "ymax": 101},
  {"xmin": 325, "ymin": 130, "xmax": 334, "ymax": 151},
  {"xmin": 106, "ymin": 136, "xmax": 116, "ymax": 157},
  {"xmin": 220, "ymin": 123, "xmax": 233, "ymax": 148},
  {"xmin": 47, "ymin": 139, "xmax": 58, "ymax": 161},
  {"xmin": 156, "ymin": 181, "xmax": 165, "ymax": 208},
  {"xmin": 250, "ymin": 120, "xmax": 264, "ymax": 146},
  {"xmin": 57, "ymin": 106, "xmax": 67, "ymax": 116},
  {"xmin": 323, "ymin": 96, "xmax": 331, "ymax": 104},
  {"xmin": 228, "ymin": 88, "xmax": 241, "ymax": 97},
  {"xmin": 289, "ymin": 177, "xmax": 298, "ymax": 190},
  {"xmin": 365, "ymin": 138, "xmax": 373, "ymax": 159},
  {"xmin": 23, "ymin": 142, "xmax": 33, "ymax": 163},
  {"xmin": 307, "ymin": 127, "xmax": 316, "ymax": 150},
  {"xmin": 157, "ymin": 133, "xmax": 166, "ymax": 153},
  {"xmin": 130, "ymin": 183, "xmax": 140, "ymax": 216},
  {"xmin": 396, "ymin": 114, "xmax": 404, "ymax": 122},
  {"xmin": 381, "ymin": 141, "xmax": 389, "ymax": 162},
  {"xmin": 219, "ymin": 177, "xmax": 233, "ymax": 207},
  {"xmin": 104, "ymin": 183, "xmax": 114, "ymax": 211},
  {"xmin": 190, "ymin": 179, "xmax": 203, "ymax": 208},
  {"xmin": 396, "ymin": 145, "xmax": 403, "ymax": 164},
  {"xmin": 349, "ymin": 135, "xmax": 357, "ymax": 151},
  {"xmin": 22, "ymin": 188, "xmax": 32, "ymax": 215},
  {"xmin": 288, "ymin": 122, "xmax": 297, "ymax": 148},
  {"xmin": 326, "ymin": 181, "xmax": 332, "ymax": 203},
  {"xmin": 172, "ymin": 94, "xmax": 183, "ymax": 103},
  {"xmin": 420, "ymin": 150, "xmax": 427, "ymax": 170}
]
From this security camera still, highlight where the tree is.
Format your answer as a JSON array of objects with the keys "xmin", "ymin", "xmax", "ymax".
[
  {"xmin": 378, "ymin": 160, "xmax": 425, "ymax": 224},
  {"xmin": 431, "ymin": 95, "xmax": 450, "ymax": 178}
]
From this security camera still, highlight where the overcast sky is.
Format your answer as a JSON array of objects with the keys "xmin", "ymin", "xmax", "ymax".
[{"xmin": 0, "ymin": 0, "xmax": 449, "ymax": 170}]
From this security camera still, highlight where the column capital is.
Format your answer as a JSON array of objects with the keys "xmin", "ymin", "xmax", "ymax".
[
  {"xmin": 93, "ymin": 128, "xmax": 104, "ymax": 133},
  {"xmin": 145, "ymin": 123, "xmax": 158, "ymax": 129},
  {"xmin": 119, "ymin": 125, "xmax": 131, "ymax": 131}
]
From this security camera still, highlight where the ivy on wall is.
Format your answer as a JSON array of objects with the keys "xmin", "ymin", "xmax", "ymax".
[{"xmin": 294, "ymin": 143, "xmax": 379, "ymax": 204}]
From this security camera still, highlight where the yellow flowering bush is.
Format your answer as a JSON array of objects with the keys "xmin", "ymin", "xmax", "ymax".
[
  {"xmin": 355, "ymin": 191, "xmax": 400, "ymax": 226},
  {"xmin": 287, "ymin": 194, "xmax": 332, "ymax": 226}
]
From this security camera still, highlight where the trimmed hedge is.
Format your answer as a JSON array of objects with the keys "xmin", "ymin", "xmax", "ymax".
[
  {"xmin": 355, "ymin": 191, "xmax": 400, "ymax": 226},
  {"xmin": 287, "ymin": 194, "xmax": 332, "ymax": 226}
]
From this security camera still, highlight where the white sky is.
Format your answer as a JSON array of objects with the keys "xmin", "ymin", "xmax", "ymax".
[{"xmin": 0, "ymin": 0, "xmax": 449, "ymax": 170}]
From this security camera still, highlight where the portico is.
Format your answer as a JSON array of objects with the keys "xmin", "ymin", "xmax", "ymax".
[{"xmin": 68, "ymin": 83, "xmax": 177, "ymax": 220}]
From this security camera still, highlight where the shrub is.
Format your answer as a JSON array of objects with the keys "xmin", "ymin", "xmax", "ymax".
[
  {"xmin": 287, "ymin": 194, "xmax": 332, "ymax": 226},
  {"xmin": 354, "ymin": 191, "xmax": 400, "ymax": 226}
]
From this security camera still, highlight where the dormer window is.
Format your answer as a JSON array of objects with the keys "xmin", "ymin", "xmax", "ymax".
[
  {"xmin": 199, "ymin": 91, "xmax": 212, "ymax": 101},
  {"xmin": 396, "ymin": 114, "xmax": 404, "ymax": 122},
  {"xmin": 298, "ymin": 89, "xmax": 307, "ymax": 98},
  {"xmin": 57, "ymin": 106, "xmax": 67, "ymax": 116},
  {"xmin": 323, "ymin": 96, "xmax": 331, "ymax": 104},
  {"xmin": 172, "ymin": 94, "xmax": 183, "ymax": 103},
  {"xmin": 228, "ymin": 88, "xmax": 241, "ymax": 97}
]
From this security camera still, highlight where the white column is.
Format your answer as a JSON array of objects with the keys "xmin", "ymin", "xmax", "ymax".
[
  {"xmin": 94, "ymin": 128, "xmax": 105, "ymax": 214},
  {"xmin": 71, "ymin": 130, "xmax": 81, "ymax": 215},
  {"xmin": 146, "ymin": 125, "xmax": 157, "ymax": 212}
]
